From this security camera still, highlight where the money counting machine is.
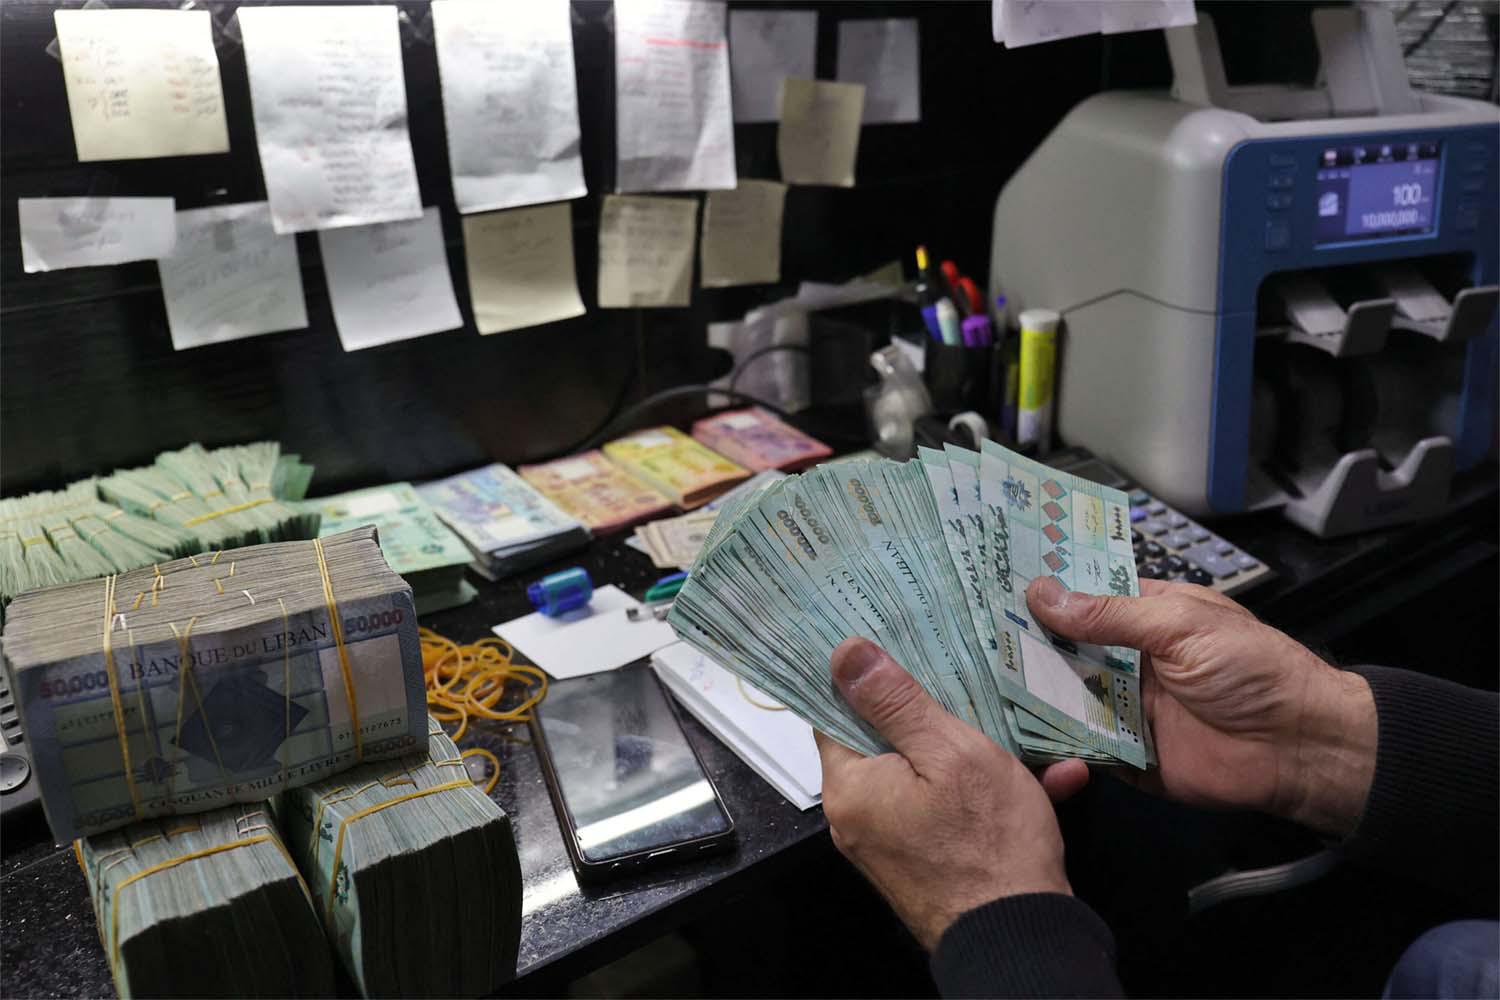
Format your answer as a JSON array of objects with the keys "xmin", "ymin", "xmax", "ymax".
[{"xmin": 990, "ymin": 5, "xmax": 1498, "ymax": 537}]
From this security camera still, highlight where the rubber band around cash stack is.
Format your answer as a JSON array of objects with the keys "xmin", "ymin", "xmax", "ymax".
[
  {"xmin": 312, "ymin": 537, "xmax": 363, "ymax": 760},
  {"xmin": 323, "ymin": 779, "xmax": 471, "ymax": 918},
  {"xmin": 180, "ymin": 497, "xmax": 274, "ymax": 527},
  {"xmin": 99, "ymin": 575, "xmax": 142, "ymax": 822}
]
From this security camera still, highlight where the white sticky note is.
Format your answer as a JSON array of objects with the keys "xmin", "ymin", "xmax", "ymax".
[
  {"xmin": 836, "ymin": 19, "xmax": 920, "ymax": 124},
  {"xmin": 614, "ymin": 0, "xmax": 736, "ymax": 192},
  {"xmin": 462, "ymin": 202, "xmax": 585, "ymax": 335},
  {"xmin": 700, "ymin": 180, "xmax": 786, "ymax": 287},
  {"xmin": 54, "ymin": 9, "xmax": 229, "ymax": 162},
  {"xmin": 729, "ymin": 9, "xmax": 817, "ymax": 123},
  {"xmin": 1099, "ymin": 1, "xmax": 1197, "ymax": 35},
  {"xmin": 18, "ymin": 197, "xmax": 175, "ymax": 273},
  {"xmin": 237, "ymin": 5, "xmax": 423, "ymax": 234},
  {"xmin": 997, "ymin": 1, "xmax": 1101, "ymax": 48},
  {"xmin": 317, "ymin": 207, "xmax": 463, "ymax": 351},
  {"xmin": 598, "ymin": 194, "xmax": 699, "ymax": 308},
  {"xmin": 776, "ymin": 79, "xmax": 864, "ymax": 188},
  {"xmin": 493, "ymin": 585, "xmax": 676, "ymax": 680},
  {"xmin": 430, "ymin": 0, "xmax": 586, "ymax": 213},
  {"xmin": 157, "ymin": 202, "xmax": 308, "ymax": 351}
]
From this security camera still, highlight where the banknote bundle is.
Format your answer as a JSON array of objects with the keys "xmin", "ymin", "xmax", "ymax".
[
  {"xmin": 301, "ymin": 482, "xmax": 477, "ymax": 614},
  {"xmin": 3, "ymin": 526, "xmax": 428, "ymax": 840},
  {"xmin": 76, "ymin": 802, "xmax": 336, "ymax": 998},
  {"xmin": 418, "ymin": 463, "xmax": 590, "ymax": 579},
  {"xmin": 278, "ymin": 717, "xmax": 521, "ymax": 997},
  {"xmin": 519, "ymin": 449, "xmax": 674, "ymax": 533},
  {"xmin": 669, "ymin": 442, "xmax": 1153, "ymax": 769},
  {"xmin": 603, "ymin": 426, "xmax": 750, "ymax": 508},
  {"xmin": 690, "ymin": 407, "xmax": 833, "ymax": 472},
  {"xmin": 0, "ymin": 442, "xmax": 315, "ymax": 612},
  {"xmin": 634, "ymin": 508, "xmax": 717, "ymax": 569}
]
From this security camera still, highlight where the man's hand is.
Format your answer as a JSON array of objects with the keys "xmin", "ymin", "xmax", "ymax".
[
  {"xmin": 1026, "ymin": 576, "xmax": 1378, "ymax": 836},
  {"xmin": 815, "ymin": 637, "xmax": 1070, "ymax": 951}
]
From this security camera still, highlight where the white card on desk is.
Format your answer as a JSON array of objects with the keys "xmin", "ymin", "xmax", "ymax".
[
  {"xmin": 493, "ymin": 585, "xmax": 676, "ymax": 680},
  {"xmin": 18, "ymin": 197, "xmax": 176, "ymax": 273}
]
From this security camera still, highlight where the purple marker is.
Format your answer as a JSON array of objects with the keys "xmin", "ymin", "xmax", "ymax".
[{"xmin": 962, "ymin": 314, "xmax": 992, "ymax": 348}]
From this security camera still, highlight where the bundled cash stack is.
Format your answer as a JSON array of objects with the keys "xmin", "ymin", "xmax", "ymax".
[
  {"xmin": 301, "ymin": 483, "xmax": 477, "ymax": 614},
  {"xmin": 0, "ymin": 441, "xmax": 316, "ymax": 611},
  {"xmin": 603, "ymin": 426, "xmax": 749, "ymax": 508},
  {"xmin": 519, "ymin": 449, "xmax": 674, "ymax": 534},
  {"xmin": 690, "ymin": 407, "xmax": 833, "ymax": 472},
  {"xmin": 279, "ymin": 717, "xmax": 521, "ymax": 997},
  {"xmin": 76, "ymin": 803, "xmax": 337, "ymax": 998},
  {"xmin": 418, "ymin": 463, "xmax": 590, "ymax": 579},
  {"xmin": 3, "ymin": 526, "xmax": 428, "ymax": 840},
  {"xmin": 670, "ymin": 442, "xmax": 1154, "ymax": 769}
]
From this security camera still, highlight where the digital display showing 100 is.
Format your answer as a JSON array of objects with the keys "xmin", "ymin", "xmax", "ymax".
[{"xmin": 1314, "ymin": 141, "xmax": 1442, "ymax": 246}]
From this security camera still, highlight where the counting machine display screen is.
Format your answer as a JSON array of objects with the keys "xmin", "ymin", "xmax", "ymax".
[{"xmin": 1315, "ymin": 141, "xmax": 1442, "ymax": 245}]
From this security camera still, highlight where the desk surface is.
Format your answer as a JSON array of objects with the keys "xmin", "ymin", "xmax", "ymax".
[{"xmin": 2, "ymin": 469, "xmax": 1495, "ymax": 998}]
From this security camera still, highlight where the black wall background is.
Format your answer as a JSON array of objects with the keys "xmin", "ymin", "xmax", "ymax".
[{"xmin": 0, "ymin": 0, "xmax": 1178, "ymax": 497}]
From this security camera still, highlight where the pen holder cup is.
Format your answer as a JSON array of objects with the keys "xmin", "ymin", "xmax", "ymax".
[{"xmin": 924, "ymin": 341, "xmax": 1000, "ymax": 416}]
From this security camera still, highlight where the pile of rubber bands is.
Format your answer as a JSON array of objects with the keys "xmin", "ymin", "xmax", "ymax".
[{"xmin": 419, "ymin": 627, "xmax": 548, "ymax": 794}]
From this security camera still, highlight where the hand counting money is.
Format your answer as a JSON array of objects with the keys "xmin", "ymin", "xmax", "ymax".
[
  {"xmin": 668, "ymin": 441, "xmax": 1153, "ymax": 770},
  {"xmin": 2, "ymin": 526, "xmax": 427, "ymax": 840}
]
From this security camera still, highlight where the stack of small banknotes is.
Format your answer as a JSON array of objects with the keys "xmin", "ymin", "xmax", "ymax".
[
  {"xmin": 300, "ymin": 482, "xmax": 477, "ymax": 614},
  {"xmin": 418, "ymin": 463, "xmax": 590, "ymax": 579},
  {"xmin": 669, "ymin": 442, "xmax": 1152, "ymax": 769},
  {"xmin": 279, "ymin": 717, "xmax": 521, "ymax": 996},
  {"xmin": 3, "ymin": 526, "xmax": 428, "ymax": 840},
  {"xmin": 0, "ymin": 441, "xmax": 316, "ymax": 610},
  {"xmin": 634, "ymin": 508, "xmax": 719, "ymax": 569},
  {"xmin": 519, "ymin": 449, "xmax": 674, "ymax": 533},
  {"xmin": 603, "ymin": 426, "xmax": 749, "ymax": 508},
  {"xmin": 76, "ymin": 802, "xmax": 336, "ymax": 998}
]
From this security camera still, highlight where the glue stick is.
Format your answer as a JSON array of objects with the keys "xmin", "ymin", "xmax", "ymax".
[{"xmin": 1016, "ymin": 308, "xmax": 1059, "ymax": 453}]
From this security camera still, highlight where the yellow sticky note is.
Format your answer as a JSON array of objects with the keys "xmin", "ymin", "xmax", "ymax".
[
  {"xmin": 54, "ymin": 9, "xmax": 229, "ymax": 162},
  {"xmin": 597, "ymin": 194, "xmax": 699, "ymax": 308},
  {"xmin": 700, "ymin": 180, "xmax": 787, "ymax": 288},
  {"xmin": 777, "ymin": 79, "xmax": 864, "ymax": 188},
  {"xmin": 462, "ymin": 203, "xmax": 586, "ymax": 335}
]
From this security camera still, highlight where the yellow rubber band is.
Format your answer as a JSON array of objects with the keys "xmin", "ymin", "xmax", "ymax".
[
  {"xmin": 99, "ymin": 576, "xmax": 141, "ymax": 822},
  {"xmin": 324, "ymin": 780, "xmax": 470, "ymax": 918},
  {"xmin": 181, "ymin": 498, "xmax": 274, "ymax": 527},
  {"xmin": 312, "ymin": 538, "xmax": 362, "ymax": 760},
  {"xmin": 461, "ymin": 747, "xmax": 501, "ymax": 795}
]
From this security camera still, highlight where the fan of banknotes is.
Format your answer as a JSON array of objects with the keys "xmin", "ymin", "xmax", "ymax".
[{"xmin": 669, "ymin": 441, "xmax": 1153, "ymax": 769}]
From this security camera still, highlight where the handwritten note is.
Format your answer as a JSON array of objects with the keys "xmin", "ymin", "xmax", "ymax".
[
  {"xmin": 777, "ymin": 79, "xmax": 864, "ymax": 188},
  {"xmin": 430, "ymin": 0, "xmax": 586, "ymax": 213},
  {"xmin": 1098, "ymin": 1, "xmax": 1197, "ymax": 35},
  {"xmin": 700, "ymin": 180, "xmax": 786, "ymax": 287},
  {"xmin": 462, "ymin": 203, "xmax": 585, "ymax": 335},
  {"xmin": 157, "ymin": 202, "xmax": 307, "ymax": 351},
  {"xmin": 237, "ymin": 6, "xmax": 422, "ymax": 234},
  {"xmin": 729, "ymin": 9, "xmax": 817, "ymax": 123},
  {"xmin": 614, "ymin": 0, "xmax": 736, "ymax": 192},
  {"xmin": 598, "ymin": 194, "xmax": 699, "ymax": 308},
  {"xmin": 836, "ymin": 19, "xmax": 920, "ymax": 124},
  {"xmin": 995, "ymin": 1, "xmax": 1191, "ymax": 47},
  {"xmin": 54, "ymin": 9, "xmax": 229, "ymax": 162},
  {"xmin": 317, "ymin": 207, "xmax": 463, "ymax": 351},
  {"xmin": 18, "ymin": 197, "xmax": 175, "ymax": 273}
]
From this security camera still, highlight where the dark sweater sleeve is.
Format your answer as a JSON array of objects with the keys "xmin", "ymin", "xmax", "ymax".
[
  {"xmin": 930, "ymin": 892, "xmax": 1123, "ymax": 998},
  {"xmin": 1342, "ymin": 665, "xmax": 1499, "ymax": 905}
]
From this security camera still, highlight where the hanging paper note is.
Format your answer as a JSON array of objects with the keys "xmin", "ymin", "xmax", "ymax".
[
  {"xmin": 18, "ymin": 197, "xmax": 175, "ymax": 273},
  {"xmin": 836, "ymin": 19, "xmax": 920, "ymax": 124},
  {"xmin": 317, "ymin": 208, "xmax": 463, "ymax": 351},
  {"xmin": 728, "ymin": 9, "xmax": 817, "ymax": 123},
  {"xmin": 54, "ymin": 9, "xmax": 230, "ymax": 162},
  {"xmin": 994, "ymin": 1, "xmax": 1101, "ymax": 47},
  {"xmin": 430, "ymin": 0, "xmax": 586, "ymax": 213},
  {"xmin": 237, "ymin": 5, "xmax": 422, "ymax": 234},
  {"xmin": 598, "ymin": 194, "xmax": 698, "ymax": 308},
  {"xmin": 462, "ymin": 203, "xmax": 586, "ymax": 335},
  {"xmin": 157, "ymin": 202, "xmax": 308, "ymax": 351},
  {"xmin": 1098, "ymin": 1, "xmax": 1197, "ymax": 35},
  {"xmin": 614, "ymin": 0, "xmax": 736, "ymax": 192},
  {"xmin": 777, "ymin": 79, "xmax": 864, "ymax": 188},
  {"xmin": 700, "ymin": 180, "xmax": 786, "ymax": 287}
]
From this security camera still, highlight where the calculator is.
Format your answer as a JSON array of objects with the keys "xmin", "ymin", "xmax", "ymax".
[{"xmin": 1047, "ymin": 448, "xmax": 1274, "ymax": 598}]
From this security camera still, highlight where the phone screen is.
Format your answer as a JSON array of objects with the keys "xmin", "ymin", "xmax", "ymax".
[{"xmin": 536, "ymin": 664, "xmax": 732, "ymax": 864}]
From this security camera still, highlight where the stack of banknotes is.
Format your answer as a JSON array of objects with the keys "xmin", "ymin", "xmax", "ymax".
[
  {"xmin": 300, "ymin": 482, "xmax": 477, "ymax": 614},
  {"xmin": 690, "ymin": 407, "xmax": 833, "ymax": 472},
  {"xmin": 3, "ymin": 526, "xmax": 429, "ymax": 840},
  {"xmin": 669, "ymin": 442, "xmax": 1152, "ymax": 769},
  {"xmin": 76, "ymin": 802, "xmax": 336, "ymax": 998},
  {"xmin": 418, "ymin": 463, "xmax": 590, "ymax": 579},
  {"xmin": 279, "ymin": 717, "xmax": 521, "ymax": 997},
  {"xmin": 634, "ymin": 508, "xmax": 718, "ymax": 569},
  {"xmin": 0, "ymin": 441, "xmax": 316, "ymax": 611},
  {"xmin": 519, "ymin": 449, "xmax": 673, "ymax": 533},
  {"xmin": 603, "ymin": 426, "xmax": 749, "ymax": 508}
]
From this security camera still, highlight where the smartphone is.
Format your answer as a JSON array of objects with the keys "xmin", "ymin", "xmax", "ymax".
[{"xmin": 531, "ymin": 662, "xmax": 735, "ymax": 882}]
